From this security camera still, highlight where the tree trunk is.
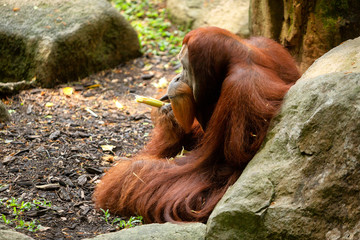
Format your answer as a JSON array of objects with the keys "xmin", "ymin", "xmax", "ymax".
[{"xmin": 250, "ymin": 0, "xmax": 360, "ymax": 72}]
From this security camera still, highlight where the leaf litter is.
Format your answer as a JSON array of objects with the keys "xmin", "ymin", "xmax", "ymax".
[{"xmin": 0, "ymin": 54, "xmax": 178, "ymax": 239}]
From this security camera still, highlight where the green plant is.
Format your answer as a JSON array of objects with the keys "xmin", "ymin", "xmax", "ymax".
[
  {"xmin": 26, "ymin": 219, "xmax": 41, "ymax": 232},
  {"xmin": 100, "ymin": 208, "xmax": 143, "ymax": 229},
  {"xmin": 13, "ymin": 217, "xmax": 40, "ymax": 232},
  {"xmin": 6, "ymin": 197, "xmax": 18, "ymax": 208},
  {"xmin": 0, "ymin": 197, "xmax": 49, "ymax": 232},
  {"xmin": 2, "ymin": 214, "xmax": 12, "ymax": 224},
  {"xmin": 112, "ymin": 216, "xmax": 143, "ymax": 228},
  {"xmin": 112, "ymin": 0, "xmax": 188, "ymax": 56},
  {"xmin": 100, "ymin": 208, "xmax": 111, "ymax": 224},
  {"xmin": 20, "ymin": 201, "xmax": 33, "ymax": 211},
  {"xmin": 33, "ymin": 198, "xmax": 52, "ymax": 208}
]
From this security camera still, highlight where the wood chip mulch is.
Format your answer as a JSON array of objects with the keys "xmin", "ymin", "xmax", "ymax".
[{"xmin": 0, "ymin": 54, "xmax": 178, "ymax": 239}]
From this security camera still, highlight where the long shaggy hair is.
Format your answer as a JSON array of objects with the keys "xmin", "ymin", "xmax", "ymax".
[{"xmin": 93, "ymin": 27, "xmax": 300, "ymax": 223}]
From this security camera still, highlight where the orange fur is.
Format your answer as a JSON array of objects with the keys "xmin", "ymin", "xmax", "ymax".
[{"xmin": 93, "ymin": 27, "xmax": 300, "ymax": 223}]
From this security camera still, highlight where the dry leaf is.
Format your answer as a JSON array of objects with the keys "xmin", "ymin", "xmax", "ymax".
[
  {"xmin": 101, "ymin": 155, "xmax": 114, "ymax": 163},
  {"xmin": 143, "ymin": 64, "xmax": 153, "ymax": 71},
  {"xmin": 114, "ymin": 100, "xmax": 124, "ymax": 110},
  {"xmin": 101, "ymin": 145, "xmax": 116, "ymax": 152},
  {"xmin": 45, "ymin": 102, "xmax": 54, "ymax": 107},
  {"xmin": 38, "ymin": 226, "xmax": 51, "ymax": 232},
  {"xmin": 62, "ymin": 87, "xmax": 74, "ymax": 96},
  {"xmin": 87, "ymin": 84, "xmax": 101, "ymax": 89}
]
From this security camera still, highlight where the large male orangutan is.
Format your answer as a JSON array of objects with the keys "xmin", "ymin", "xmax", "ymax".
[{"xmin": 93, "ymin": 26, "xmax": 300, "ymax": 223}]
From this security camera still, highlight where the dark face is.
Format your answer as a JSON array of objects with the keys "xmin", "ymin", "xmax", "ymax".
[
  {"xmin": 163, "ymin": 44, "xmax": 197, "ymax": 133},
  {"xmin": 167, "ymin": 44, "xmax": 196, "ymax": 101},
  {"xmin": 166, "ymin": 44, "xmax": 218, "ymax": 131}
]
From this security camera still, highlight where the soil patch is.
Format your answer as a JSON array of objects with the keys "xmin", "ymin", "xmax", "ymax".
[{"xmin": 0, "ymin": 54, "xmax": 178, "ymax": 239}]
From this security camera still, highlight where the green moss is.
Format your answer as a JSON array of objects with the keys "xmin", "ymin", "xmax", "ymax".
[
  {"xmin": 316, "ymin": 0, "xmax": 349, "ymax": 18},
  {"xmin": 314, "ymin": 0, "xmax": 350, "ymax": 41},
  {"xmin": 315, "ymin": 0, "xmax": 349, "ymax": 29},
  {"xmin": 0, "ymin": 33, "xmax": 38, "ymax": 82},
  {"xmin": 322, "ymin": 17, "xmax": 338, "ymax": 33}
]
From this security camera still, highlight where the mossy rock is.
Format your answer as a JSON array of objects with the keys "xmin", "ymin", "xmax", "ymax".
[{"xmin": 0, "ymin": 0, "xmax": 141, "ymax": 87}]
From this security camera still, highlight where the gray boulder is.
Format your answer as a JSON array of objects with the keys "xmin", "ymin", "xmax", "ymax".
[
  {"xmin": 166, "ymin": 0, "xmax": 249, "ymax": 37},
  {"xmin": 86, "ymin": 222, "xmax": 206, "ymax": 240},
  {"xmin": 0, "ymin": 0, "xmax": 140, "ymax": 87},
  {"xmin": 206, "ymin": 52, "xmax": 360, "ymax": 239}
]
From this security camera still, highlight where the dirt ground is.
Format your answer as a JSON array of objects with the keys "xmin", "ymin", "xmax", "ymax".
[{"xmin": 0, "ymin": 54, "xmax": 178, "ymax": 239}]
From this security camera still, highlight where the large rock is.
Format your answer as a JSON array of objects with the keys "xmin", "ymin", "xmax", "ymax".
[
  {"xmin": 86, "ymin": 222, "xmax": 206, "ymax": 240},
  {"xmin": 166, "ymin": 0, "xmax": 249, "ymax": 37},
  {"xmin": 0, "ymin": 0, "xmax": 141, "ymax": 87},
  {"xmin": 250, "ymin": 0, "xmax": 360, "ymax": 72},
  {"xmin": 302, "ymin": 37, "xmax": 360, "ymax": 80},
  {"xmin": 206, "ymin": 39, "xmax": 360, "ymax": 239}
]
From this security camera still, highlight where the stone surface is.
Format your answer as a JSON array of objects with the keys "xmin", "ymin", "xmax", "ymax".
[
  {"xmin": 86, "ymin": 222, "xmax": 206, "ymax": 240},
  {"xmin": 0, "ymin": 224, "xmax": 34, "ymax": 240},
  {"xmin": 166, "ymin": 0, "xmax": 249, "ymax": 37},
  {"xmin": 302, "ymin": 37, "xmax": 360, "ymax": 80},
  {"xmin": 0, "ymin": 0, "xmax": 141, "ymax": 87},
  {"xmin": 166, "ymin": 0, "xmax": 203, "ymax": 27},
  {"xmin": 206, "ymin": 71, "xmax": 360, "ymax": 239}
]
